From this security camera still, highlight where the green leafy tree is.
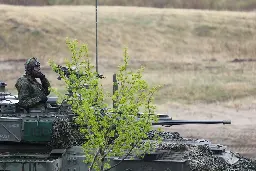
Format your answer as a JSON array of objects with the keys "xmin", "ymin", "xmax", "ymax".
[{"xmin": 50, "ymin": 39, "xmax": 161, "ymax": 171}]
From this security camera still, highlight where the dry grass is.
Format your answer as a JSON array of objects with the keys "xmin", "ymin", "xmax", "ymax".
[{"xmin": 1, "ymin": 5, "xmax": 256, "ymax": 106}]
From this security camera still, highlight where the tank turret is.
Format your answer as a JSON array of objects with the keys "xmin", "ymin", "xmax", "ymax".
[
  {"xmin": 0, "ymin": 85, "xmax": 231, "ymax": 147},
  {"xmin": 2, "ymin": 81, "xmax": 255, "ymax": 171}
]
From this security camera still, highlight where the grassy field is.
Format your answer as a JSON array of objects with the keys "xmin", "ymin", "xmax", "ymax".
[
  {"xmin": 0, "ymin": 5, "xmax": 256, "ymax": 106},
  {"xmin": 1, "ymin": 0, "xmax": 256, "ymax": 11}
]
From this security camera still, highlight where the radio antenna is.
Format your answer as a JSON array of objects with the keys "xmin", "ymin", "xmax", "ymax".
[{"xmin": 95, "ymin": 0, "xmax": 99, "ymax": 73}]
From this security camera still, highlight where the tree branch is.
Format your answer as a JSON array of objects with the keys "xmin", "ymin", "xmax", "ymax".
[
  {"xmin": 100, "ymin": 127, "xmax": 115, "ymax": 159},
  {"xmin": 100, "ymin": 148, "xmax": 105, "ymax": 171},
  {"xmin": 103, "ymin": 139, "xmax": 139, "ymax": 171},
  {"xmin": 102, "ymin": 144, "xmax": 114, "ymax": 159},
  {"xmin": 97, "ymin": 124, "xmax": 117, "ymax": 171},
  {"xmin": 147, "ymin": 91, "xmax": 155, "ymax": 114},
  {"xmin": 88, "ymin": 149, "xmax": 100, "ymax": 171}
]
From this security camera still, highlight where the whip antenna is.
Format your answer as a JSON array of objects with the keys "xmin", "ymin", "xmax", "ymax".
[{"xmin": 96, "ymin": 0, "xmax": 99, "ymax": 73}]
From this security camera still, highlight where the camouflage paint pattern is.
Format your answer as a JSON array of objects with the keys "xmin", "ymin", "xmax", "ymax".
[{"xmin": 15, "ymin": 74, "xmax": 50, "ymax": 108}]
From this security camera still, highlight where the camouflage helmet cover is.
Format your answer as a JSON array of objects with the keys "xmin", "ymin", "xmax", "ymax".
[{"xmin": 24, "ymin": 57, "xmax": 40, "ymax": 72}]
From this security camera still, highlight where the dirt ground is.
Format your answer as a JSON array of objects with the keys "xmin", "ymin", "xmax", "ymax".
[{"xmin": 157, "ymin": 100, "xmax": 256, "ymax": 159}]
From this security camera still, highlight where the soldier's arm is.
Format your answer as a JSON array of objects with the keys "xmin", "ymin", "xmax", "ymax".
[
  {"xmin": 40, "ymin": 76, "xmax": 51, "ymax": 96},
  {"xmin": 16, "ymin": 82, "xmax": 43, "ymax": 108}
]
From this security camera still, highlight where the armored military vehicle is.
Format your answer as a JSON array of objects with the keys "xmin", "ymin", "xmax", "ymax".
[{"xmin": 1, "ymin": 80, "xmax": 255, "ymax": 171}]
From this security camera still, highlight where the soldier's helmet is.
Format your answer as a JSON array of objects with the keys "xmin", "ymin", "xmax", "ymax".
[{"xmin": 24, "ymin": 57, "xmax": 40, "ymax": 72}]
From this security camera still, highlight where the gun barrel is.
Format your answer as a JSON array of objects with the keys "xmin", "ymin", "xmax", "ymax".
[{"xmin": 152, "ymin": 120, "xmax": 231, "ymax": 126}]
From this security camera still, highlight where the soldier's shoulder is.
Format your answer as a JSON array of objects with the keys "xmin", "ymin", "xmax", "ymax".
[
  {"xmin": 17, "ymin": 75, "xmax": 28, "ymax": 82},
  {"xmin": 16, "ymin": 76, "xmax": 29, "ymax": 86}
]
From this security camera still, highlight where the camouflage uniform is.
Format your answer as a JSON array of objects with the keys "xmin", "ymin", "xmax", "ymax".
[{"xmin": 15, "ymin": 57, "xmax": 50, "ymax": 108}]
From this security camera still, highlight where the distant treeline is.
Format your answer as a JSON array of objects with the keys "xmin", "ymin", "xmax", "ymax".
[{"xmin": 1, "ymin": 0, "xmax": 256, "ymax": 11}]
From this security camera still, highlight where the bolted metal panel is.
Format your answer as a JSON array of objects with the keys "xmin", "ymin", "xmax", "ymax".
[
  {"xmin": 0, "ymin": 117, "xmax": 22, "ymax": 142},
  {"xmin": 111, "ymin": 159, "xmax": 190, "ymax": 171},
  {"xmin": 23, "ymin": 120, "xmax": 53, "ymax": 142},
  {"xmin": 0, "ymin": 158, "xmax": 62, "ymax": 171}
]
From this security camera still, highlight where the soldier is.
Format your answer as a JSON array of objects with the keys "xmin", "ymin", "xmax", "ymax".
[{"xmin": 15, "ymin": 57, "xmax": 51, "ymax": 109}]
